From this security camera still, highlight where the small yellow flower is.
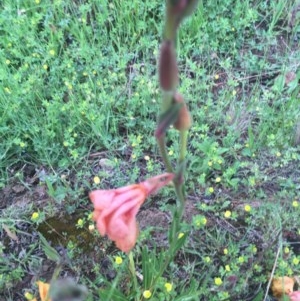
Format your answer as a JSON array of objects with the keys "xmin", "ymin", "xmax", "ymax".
[
  {"xmin": 88, "ymin": 224, "xmax": 95, "ymax": 232},
  {"xmin": 223, "ymin": 248, "xmax": 228, "ymax": 255},
  {"xmin": 164, "ymin": 282, "xmax": 173, "ymax": 292},
  {"xmin": 49, "ymin": 49, "xmax": 55, "ymax": 56},
  {"xmin": 276, "ymin": 152, "xmax": 281, "ymax": 157},
  {"xmin": 204, "ymin": 256, "xmax": 211, "ymax": 263},
  {"xmin": 208, "ymin": 187, "xmax": 214, "ymax": 193},
  {"xmin": 214, "ymin": 277, "xmax": 223, "ymax": 286},
  {"xmin": 231, "ymin": 27, "xmax": 235, "ymax": 31},
  {"xmin": 238, "ymin": 256, "xmax": 245, "ymax": 263},
  {"xmin": 43, "ymin": 64, "xmax": 48, "ymax": 70},
  {"xmin": 225, "ymin": 265, "xmax": 231, "ymax": 272},
  {"xmin": 214, "ymin": 74, "xmax": 219, "ymax": 80},
  {"xmin": 168, "ymin": 150, "xmax": 174, "ymax": 156},
  {"xmin": 178, "ymin": 232, "xmax": 185, "ymax": 239},
  {"xmin": 224, "ymin": 210, "xmax": 231, "ymax": 218},
  {"xmin": 35, "ymin": 0, "xmax": 41, "ymax": 3},
  {"xmin": 244, "ymin": 204, "xmax": 251, "ymax": 212},
  {"xmin": 143, "ymin": 290, "xmax": 152, "ymax": 299},
  {"xmin": 232, "ymin": 90, "xmax": 237, "ymax": 96},
  {"xmin": 208, "ymin": 161, "xmax": 213, "ymax": 167},
  {"xmin": 77, "ymin": 219, "xmax": 84, "ymax": 227},
  {"xmin": 31, "ymin": 212, "xmax": 39, "ymax": 220},
  {"xmin": 252, "ymin": 246, "xmax": 257, "ymax": 253},
  {"xmin": 218, "ymin": 159, "xmax": 223, "ymax": 164},
  {"xmin": 4, "ymin": 87, "xmax": 11, "ymax": 94},
  {"xmin": 284, "ymin": 247, "xmax": 290, "ymax": 254},
  {"xmin": 115, "ymin": 256, "xmax": 123, "ymax": 265},
  {"xmin": 144, "ymin": 155, "xmax": 150, "ymax": 161},
  {"xmin": 63, "ymin": 141, "xmax": 69, "ymax": 147},
  {"xmin": 20, "ymin": 142, "xmax": 26, "ymax": 148},
  {"xmin": 93, "ymin": 176, "xmax": 100, "ymax": 184},
  {"xmin": 5, "ymin": 59, "xmax": 11, "ymax": 65},
  {"xmin": 215, "ymin": 177, "xmax": 221, "ymax": 183},
  {"xmin": 131, "ymin": 154, "xmax": 137, "ymax": 159},
  {"xmin": 292, "ymin": 200, "xmax": 299, "ymax": 208},
  {"xmin": 24, "ymin": 291, "xmax": 34, "ymax": 300},
  {"xmin": 293, "ymin": 257, "xmax": 299, "ymax": 265}
]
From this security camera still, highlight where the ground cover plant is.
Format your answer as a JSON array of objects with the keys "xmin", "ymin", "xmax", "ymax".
[{"xmin": 0, "ymin": 0, "xmax": 300, "ymax": 300}]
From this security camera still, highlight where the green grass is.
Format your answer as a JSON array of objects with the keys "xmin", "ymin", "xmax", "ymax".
[{"xmin": 0, "ymin": 0, "xmax": 300, "ymax": 300}]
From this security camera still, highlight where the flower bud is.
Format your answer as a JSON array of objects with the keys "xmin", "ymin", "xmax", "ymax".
[
  {"xmin": 155, "ymin": 102, "xmax": 182, "ymax": 138},
  {"xmin": 168, "ymin": 0, "xmax": 199, "ymax": 24},
  {"xmin": 159, "ymin": 40, "xmax": 178, "ymax": 91},
  {"xmin": 173, "ymin": 93, "xmax": 192, "ymax": 130}
]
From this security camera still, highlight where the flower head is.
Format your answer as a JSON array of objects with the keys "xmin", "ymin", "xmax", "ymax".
[
  {"xmin": 244, "ymin": 204, "xmax": 251, "ymax": 212},
  {"xmin": 214, "ymin": 277, "xmax": 223, "ymax": 286},
  {"xmin": 164, "ymin": 282, "xmax": 173, "ymax": 292},
  {"xmin": 31, "ymin": 212, "xmax": 39, "ymax": 221},
  {"xmin": 224, "ymin": 210, "xmax": 231, "ymax": 218},
  {"xmin": 115, "ymin": 256, "xmax": 123, "ymax": 265},
  {"xmin": 89, "ymin": 173, "xmax": 174, "ymax": 252},
  {"xmin": 143, "ymin": 290, "xmax": 152, "ymax": 299}
]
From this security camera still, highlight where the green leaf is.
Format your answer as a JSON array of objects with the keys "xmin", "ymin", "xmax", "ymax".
[{"xmin": 38, "ymin": 232, "xmax": 61, "ymax": 263}]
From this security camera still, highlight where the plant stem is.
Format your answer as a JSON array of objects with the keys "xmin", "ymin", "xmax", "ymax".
[
  {"xmin": 157, "ymin": 136, "xmax": 173, "ymax": 173},
  {"xmin": 128, "ymin": 251, "xmax": 138, "ymax": 296},
  {"xmin": 179, "ymin": 130, "xmax": 188, "ymax": 164}
]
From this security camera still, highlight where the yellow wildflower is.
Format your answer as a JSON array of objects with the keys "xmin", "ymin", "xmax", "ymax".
[
  {"xmin": 143, "ymin": 290, "xmax": 152, "ymax": 299},
  {"xmin": 93, "ymin": 176, "xmax": 100, "ymax": 184},
  {"xmin": 244, "ymin": 204, "xmax": 251, "ymax": 212},
  {"xmin": 214, "ymin": 277, "xmax": 223, "ymax": 286},
  {"xmin": 31, "ymin": 212, "xmax": 39, "ymax": 221},
  {"xmin": 24, "ymin": 292, "xmax": 34, "ymax": 300},
  {"xmin": 178, "ymin": 232, "xmax": 184, "ymax": 239},
  {"xmin": 208, "ymin": 187, "xmax": 214, "ymax": 193},
  {"xmin": 88, "ymin": 224, "xmax": 95, "ymax": 232},
  {"xmin": 215, "ymin": 177, "xmax": 221, "ymax": 183},
  {"xmin": 293, "ymin": 258, "xmax": 299, "ymax": 265},
  {"xmin": 164, "ymin": 282, "xmax": 173, "ymax": 292},
  {"xmin": 115, "ymin": 256, "xmax": 123, "ymax": 265},
  {"xmin": 224, "ymin": 210, "xmax": 231, "ymax": 218}
]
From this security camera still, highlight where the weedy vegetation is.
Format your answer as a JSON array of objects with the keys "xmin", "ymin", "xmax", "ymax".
[{"xmin": 0, "ymin": 0, "xmax": 299, "ymax": 300}]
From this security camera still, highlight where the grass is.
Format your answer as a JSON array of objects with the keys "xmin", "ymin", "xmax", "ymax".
[{"xmin": 0, "ymin": 0, "xmax": 300, "ymax": 300}]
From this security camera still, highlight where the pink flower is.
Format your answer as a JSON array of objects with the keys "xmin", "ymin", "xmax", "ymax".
[
  {"xmin": 89, "ymin": 173, "xmax": 174, "ymax": 252},
  {"xmin": 289, "ymin": 291, "xmax": 300, "ymax": 301}
]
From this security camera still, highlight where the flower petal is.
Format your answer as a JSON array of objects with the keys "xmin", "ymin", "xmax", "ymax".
[
  {"xmin": 37, "ymin": 281, "xmax": 51, "ymax": 301},
  {"xmin": 89, "ymin": 190, "xmax": 115, "ymax": 210},
  {"xmin": 289, "ymin": 291, "xmax": 300, "ymax": 301},
  {"xmin": 141, "ymin": 173, "xmax": 174, "ymax": 195}
]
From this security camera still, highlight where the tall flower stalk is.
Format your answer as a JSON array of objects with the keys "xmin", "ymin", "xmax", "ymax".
[{"xmin": 157, "ymin": 0, "xmax": 197, "ymax": 247}]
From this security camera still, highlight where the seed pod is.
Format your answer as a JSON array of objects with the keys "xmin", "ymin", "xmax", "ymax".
[
  {"xmin": 159, "ymin": 40, "xmax": 178, "ymax": 91},
  {"xmin": 173, "ymin": 92, "xmax": 192, "ymax": 131}
]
